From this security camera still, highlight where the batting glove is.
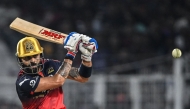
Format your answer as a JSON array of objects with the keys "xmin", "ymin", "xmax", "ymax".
[
  {"xmin": 81, "ymin": 35, "xmax": 98, "ymax": 53},
  {"xmin": 64, "ymin": 32, "xmax": 82, "ymax": 59},
  {"xmin": 79, "ymin": 42, "xmax": 97, "ymax": 62}
]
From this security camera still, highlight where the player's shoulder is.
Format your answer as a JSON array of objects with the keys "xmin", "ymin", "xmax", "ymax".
[
  {"xmin": 16, "ymin": 73, "xmax": 39, "ymax": 85},
  {"xmin": 43, "ymin": 59, "xmax": 62, "ymax": 75},
  {"xmin": 44, "ymin": 59, "xmax": 61, "ymax": 63},
  {"xmin": 43, "ymin": 58, "xmax": 62, "ymax": 69},
  {"xmin": 44, "ymin": 59, "xmax": 62, "ymax": 65}
]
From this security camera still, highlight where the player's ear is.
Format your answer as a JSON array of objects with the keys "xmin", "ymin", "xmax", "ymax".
[{"xmin": 15, "ymin": 53, "xmax": 23, "ymax": 64}]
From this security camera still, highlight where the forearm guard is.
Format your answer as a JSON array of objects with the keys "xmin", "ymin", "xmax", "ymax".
[
  {"xmin": 78, "ymin": 64, "xmax": 92, "ymax": 78},
  {"xmin": 58, "ymin": 62, "xmax": 72, "ymax": 78}
]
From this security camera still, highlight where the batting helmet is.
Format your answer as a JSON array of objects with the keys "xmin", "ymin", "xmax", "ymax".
[{"xmin": 16, "ymin": 37, "xmax": 43, "ymax": 57}]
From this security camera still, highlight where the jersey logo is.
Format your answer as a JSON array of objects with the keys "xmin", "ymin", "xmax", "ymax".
[
  {"xmin": 19, "ymin": 78, "xmax": 30, "ymax": 86},
  {"xmin": 48, "ymin": 67, "xmax": 54, "ymax": 74},
  {"xmin": 30, "ymin": 80, "xmax": 36, "ymax": 88}
]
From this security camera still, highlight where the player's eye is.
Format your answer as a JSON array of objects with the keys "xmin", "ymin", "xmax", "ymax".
[
  {"xmin": 22, "ymin": 54, "xmax": 39, "ymax": 61},
  {"xmin": 22, "ymin": 56, "xmax": 32, "ymax": 61},
  {"xmin": 32, "ymin": 54, "xmax": 38, "ymax": 58}
]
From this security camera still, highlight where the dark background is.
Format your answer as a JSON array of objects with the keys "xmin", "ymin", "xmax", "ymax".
[{"xmin": 1, "ymin": 0, "xmax": 190, "ymax": 70}]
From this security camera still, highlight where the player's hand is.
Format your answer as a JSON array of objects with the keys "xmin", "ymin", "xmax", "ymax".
[
  {"xmin": 81, "ymin": 35, "xmax": 98, "ymax": 53},
  {"xmin": 79, "ymin": 42, "xmax": 97, "ymax": 62},
  {"xmin": 64, "ymin": 32, "xmax": 82, "ymax": 53},
  {"xmin": 64, "ymin": 32, "xmax": 82, "ymax": 59}
]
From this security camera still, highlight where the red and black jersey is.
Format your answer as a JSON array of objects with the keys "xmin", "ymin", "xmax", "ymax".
[{"xmin": 16, "ymin": 59, "xmax": 66, "ymax": 109}]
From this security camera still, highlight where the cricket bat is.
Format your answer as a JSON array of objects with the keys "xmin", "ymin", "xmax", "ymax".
[{"xmin": 10, "ymin": 17, "xmax": 68, "ymax": 44}]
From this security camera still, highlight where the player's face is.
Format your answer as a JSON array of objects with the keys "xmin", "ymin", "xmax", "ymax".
[{"xmin": 21, "ymin": 54, "xmax": 41, "ymax": 68}]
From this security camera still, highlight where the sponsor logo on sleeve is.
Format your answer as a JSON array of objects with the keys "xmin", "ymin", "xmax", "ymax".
[
  {"xmin": 19, "ymin": 78, "xmax": 30, "ymax": 86},
  {"xmin": 30, "ymin": 80, "xmax": 36, "ymax": 88},
  {"xmin": 48, "ymin": 67, "xmax": 54, "ymax": 74}
]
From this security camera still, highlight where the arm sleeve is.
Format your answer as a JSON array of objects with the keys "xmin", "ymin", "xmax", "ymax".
[
  {"xmin": 43, "ymin": 59, "xmax": 63, "ymax": 76},
  {"xmin": 78, "ymin": 64, "xmax": 92, "ymax": 78}
]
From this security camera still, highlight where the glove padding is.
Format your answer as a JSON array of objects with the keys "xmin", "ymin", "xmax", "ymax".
[
  {"xmin": 81, "ymin": 35, "xmax": 98, "ymax": 53},
  {"xmin": 79, "ymin": 43, "xmax": 96, "ymax": 61},
  {"xmin": 64, "ymin": 32, "xmax": 82, "ymax": 53}
]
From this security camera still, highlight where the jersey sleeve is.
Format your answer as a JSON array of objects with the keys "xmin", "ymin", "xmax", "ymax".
[
  {"xmin": 16, "ymin": 75, "xmax": 40, "ymax": 95},
  {"xmin": 43, "ymin": 59, "xmax": 63, "ymax": 76}
]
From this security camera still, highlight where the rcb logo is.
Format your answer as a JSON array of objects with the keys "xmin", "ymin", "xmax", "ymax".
[{"xmin": 24, "ymin": 40, "xmax": 35, "ymax": 52}]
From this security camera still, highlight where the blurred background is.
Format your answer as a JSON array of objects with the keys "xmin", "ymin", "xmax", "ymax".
[{"xmin": 0, "ymin": 0, "xmax": 190, "ymax": 109}]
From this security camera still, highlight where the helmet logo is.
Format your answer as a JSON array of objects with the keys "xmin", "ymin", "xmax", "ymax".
[{"xmin": 25, "ymin": 40, "xmax": 35, "ymax": 52}]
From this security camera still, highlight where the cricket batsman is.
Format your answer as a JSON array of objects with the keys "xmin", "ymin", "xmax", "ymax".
[{"xmin": 15, "ymin": 32, "xmax": 98, "ymax": 109}]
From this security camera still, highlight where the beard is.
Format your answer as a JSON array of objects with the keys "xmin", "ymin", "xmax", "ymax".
[{"xmin": 22, "ymin": 62, "xmax": 42, "ymax": 74}]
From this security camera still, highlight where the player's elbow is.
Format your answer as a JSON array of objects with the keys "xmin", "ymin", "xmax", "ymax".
[
  {"xmin": 79, "ymin": 77, "xmax": 89, "ymax": 83},
  {"xmin": 54, "ymin": 74, "xmax": 66, "ymax": 86},
  {"xmin": 55, "ymin": 79, "xmax": 66, "ymax": 86}
]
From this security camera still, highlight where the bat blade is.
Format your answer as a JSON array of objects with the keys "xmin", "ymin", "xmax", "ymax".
[{"xmin": 10, "ymin": 17, "xmax": 68, "ymax": 44}]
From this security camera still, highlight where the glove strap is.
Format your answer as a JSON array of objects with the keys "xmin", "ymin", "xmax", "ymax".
[{"xmin": 65, "ymin": 51, "xmax": 76, "ymax": 60}]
